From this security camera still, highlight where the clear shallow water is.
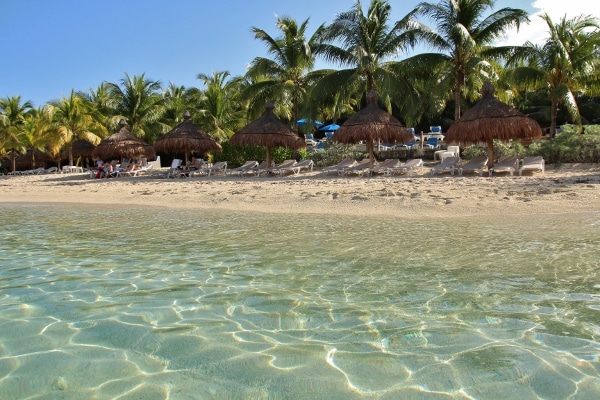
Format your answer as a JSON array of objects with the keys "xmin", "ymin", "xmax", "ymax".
[{"xmin": 1, "ymin": 204, "xmax": 600, "ymax": 399}]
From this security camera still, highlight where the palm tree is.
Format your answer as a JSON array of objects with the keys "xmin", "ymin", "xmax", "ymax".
[
  {"xmin": 49, "ymin": 90, "xmax": 103, "ymax": 166},
  {"xmin": 505, "ymin": 14, "xmax": 600, "ymax": 136},
  {"xmin": 21, "ymin": 107, "xmax": 56, "ymax": 169},
  {"xmin": 162, "ymin": 82, "xmax": 192, "ymax": 128},
  {"xmin": 196, "ymin": 71, "xmax": 247, "ymax": 141},
  {"xmin": 0, "ymin": 96, "xmax": 33, "ymax": 172},
  {"xmin": 243, "ymin": 16, "xmax": 325, "ymax": 124},
  {"xmin": 78, "ymin": 83, "xmax": 121, "ymax": 130},
  {"xmin": 407, "ymin": 0, "xmax": 529, "ymax": 121},
  {"xmin": 105, "ymin": 73, "xmax": 166, "ymax": 143},
  {"xmin": 310, "ymin": 0, "xmax": 421, "ymax": 119}
]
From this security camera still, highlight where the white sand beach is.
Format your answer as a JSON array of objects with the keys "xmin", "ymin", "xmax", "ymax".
[{"xmin": 1, "ymin": 163, "xmax": 599, "ymax": 218}]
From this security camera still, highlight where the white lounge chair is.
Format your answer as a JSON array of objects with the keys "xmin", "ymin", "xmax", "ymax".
[
  {"xmin": 341, "ymin": 159, "xmax": 372, "ymax": 176},
  {"xmin": 120, "ymin": 163, "xmax": 154, "ymax": 177},
  {"xmin": 458, "ymin": 156, "xmax": 488, "ymax": 176},
  {"xmin": 164, "ymin": 159, "xmax": 182, "ymax": 178},
  {"xmin": 431, "ymin": 157, "xmax": 460, "ymax": 175},
  {"xmin": 519, "ymin": 156, "xmax": 545, "ymax": 176},
  {"xmin": 489, "ymin": 156, "xmax": 519, "ymax": 176},
  {"xmin": 226, "ymin": 160, "xmax": 259, "ymax": 177},
  {"xmin": 322, "ymin": 158, "xmax": 357, "ymax": 175},
  {"xmin": 265, "ymin": 159, "xmax": 297, "ymax": 176},
  {"xmin": 278, "ymin": 159, "xmax": 314, "ymax": 176},
  {"xmin": 191, "ymin": 161, "xmax": 228, "ymax": 177},
  {"xmin": 389, "ymin": 158, "xmax": 423, "ymax": 176},
  {"xmin": 370, "ymin": 159, "xmax": 401, "ymax": 175}
]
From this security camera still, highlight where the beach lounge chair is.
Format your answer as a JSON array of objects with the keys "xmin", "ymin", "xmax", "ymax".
[
  {"xmin": 120, "ymin": 163, "xmax": 154, "ymax": 177},
  {"xmin": 266, "ymin": 159, "xmax": 297, "ymax": 176},
  {"xmin": 322, "ymin": 158, "xmax": 357, "ymax": 175},
  {"xmin": 370, "ymin": 159, "xmax": 401, "ymax": 175},
  {"xmin": 164, "ymin": 159, "xmax": 182, "ymax": 178},
  {"xmin": 247, "ymin": 160, "xmax": 276, "ymax": 176},
  {"xmin": 489, "ymin": 156, "xmax": 518, "ymax": 176},
  {"xmin": 458, "ymin": 156, "xmax": 488, "ymax": 176},
  {"xmin": 305, "ymin": 134, "xmax": 318, "ymax": 147},
  {"xmin": 431, "ymin": 157, "xmax": 460, "ymax": 175},
  {"xmin": 389, "ymin": 158, "xmax": 423, "ymax": 176},
  {"xmin": 278, "ymin": 159, "xmax": 314, "ymax": 176},
  {"xmin": 519, "ymin": 156, "xmax": 545, "ymax": 176},
  {"xmin": 226, "ymin": 160, "xmax": 259, "ymax": 177},
  {"xmin": 341, "ymin": 159, "xmax": 372, "ymax": 176},
  {"xmin": 190, "ymin": 161, "xmax": 228, "ymax": 177},
  {"xmin": 424, "ymin": 137, "xmax": 440, "ymax": 149}
]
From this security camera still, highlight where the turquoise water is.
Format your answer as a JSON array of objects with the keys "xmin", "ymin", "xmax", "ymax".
[{"xmin": 1, "ymin": 204, "xmax": 600, "ymax": 399}]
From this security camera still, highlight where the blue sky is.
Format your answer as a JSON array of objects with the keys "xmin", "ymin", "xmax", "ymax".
[{"xmin": 1, "ymin": 0, "xmax": 591, "ymax": 107}]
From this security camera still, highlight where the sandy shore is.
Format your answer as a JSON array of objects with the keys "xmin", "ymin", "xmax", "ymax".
[{"xmin": 1, "ymin": 163, "xmax": 599, "ymax": 218}]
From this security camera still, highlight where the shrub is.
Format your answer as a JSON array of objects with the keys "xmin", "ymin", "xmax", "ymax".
[
  {"xmin": 213, "ymin": 141, "xmax": 308, "ymax": 168},
  {"xmin": 307, "ymin": 143, "xmax": 367, "ymax": 168},
  {"xmin": 538, "ymin": 128, "xmax": 600, "ymax": 163}
]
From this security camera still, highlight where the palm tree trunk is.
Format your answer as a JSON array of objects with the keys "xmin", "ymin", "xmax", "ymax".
[
  {"xmin": 11, "ymin": 149, "xmax": 16, "ymax": 173},
  {"xmin": 454, "ymin": 85, "xmax": 462, "ymax": 121},
  {"xmin": 30, "ymin": 147, "xmax": 36, "ymax": 169},
  {"xmin": 550, "ymin": 99, "xmax": 559, "ymax": 138},
  {"xmin": 69, "ymin": 143, "xmax": 74, "ymax": 166}
]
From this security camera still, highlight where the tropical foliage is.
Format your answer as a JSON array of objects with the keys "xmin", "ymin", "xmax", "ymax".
[
  {"xmin": 505, "ymin": 13, "xmax": 600, "ymax": 136},
  {"xmin": 2, "ymin": 0, "xmax": 600, "ymax": 170}
]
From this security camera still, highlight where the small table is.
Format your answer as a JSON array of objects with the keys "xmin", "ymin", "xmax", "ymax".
[{"xmin": 68, "ymin": 166, "xmax": 84, "ymax": 173}]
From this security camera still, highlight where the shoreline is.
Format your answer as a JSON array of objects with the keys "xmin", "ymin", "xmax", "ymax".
[{"xmin": 1, "ymin": 163, "xmax": 599, "ymax": 218}]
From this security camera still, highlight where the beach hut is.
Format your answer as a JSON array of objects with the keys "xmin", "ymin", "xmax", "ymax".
[
  {"xmin": 92, "ymin": 119, "xmax": 155, "ymax": 162},
  {"xmin": 333, "ymin": 90, "xmax": 414, "ymax": 165},
  {"xmin": 153, "ymin": 111, "xmax": 222, "ymax": 165},
  {"xmin": 444, "ymin": 82, "xmax": 542, "ymax": 168},
  {"xmin": 61, "ymin": 139, "xmax": 96, "ymax": 168},
  {"xmin": 229, "ymin": 101, "xmax": 305, "ymax": 168}
]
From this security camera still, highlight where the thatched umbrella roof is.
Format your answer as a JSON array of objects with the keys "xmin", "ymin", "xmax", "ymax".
[
  {"xmin": 92, "ymin": 119, "xmax": 155, "ymax": 161},
  {"xmin": 63, "ymin": 139, "xmax": 95, "ymax": 158},
  {"xmin": 229, "ymin": 101, "xmax": 305, "ymax": 167},
  {"xmin": 334, "ymin": 90, "xmax": 414, "ymax": 164},
  {"xmin": 445, "ymin": 82, "xmax": 542, "ymax": 168},
  {"xmin": 153, "ymin": 111, "xmax": 222, "ymax": 165},
  {"xmin": 15, "ymin": 148, "xmax": 52, "ymax": 170}
]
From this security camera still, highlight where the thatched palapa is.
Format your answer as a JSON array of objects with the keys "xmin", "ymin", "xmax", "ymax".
[
  {"xmin": 153, "ymin": 111, "xmax": 222, "ymax": 165},
  {"xmin": 445, "ymin": 82, "xmax": 542, "ymax": 167},
  {"xmin": 62, "ymin": 139, "xmax": 96, "ymax": 162},
  {"xmin": 334, "ymin": 90, "xmax": 413, "ymax": 164},
  {"xmin": 230, "ymin": 101, "xmax": 304, "ymax": 167},
  {"xmin": 92, "ymin": 120, "xmax": 155, "ymax": 161}
]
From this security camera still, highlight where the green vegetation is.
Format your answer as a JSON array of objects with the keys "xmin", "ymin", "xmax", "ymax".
[{"xmin": 2, "ymin": 0, "xmax": 600, "ymax": 173}]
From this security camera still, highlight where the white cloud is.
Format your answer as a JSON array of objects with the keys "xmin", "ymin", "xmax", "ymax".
[{"xmin": 497, "ymin": 0, "xmax": 600, "ymax": 46}]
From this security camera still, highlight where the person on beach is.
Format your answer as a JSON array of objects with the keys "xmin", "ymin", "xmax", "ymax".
[
  {"xmin": 126, "ymin": 160, "xmax": 141, "ymax": 173},
  {"xmin": 95, "ymin": 161, "xmax": 113, "ymax": 179}
]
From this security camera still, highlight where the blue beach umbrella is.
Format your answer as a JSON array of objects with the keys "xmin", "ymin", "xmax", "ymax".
[
  {"xmin": 318, "ymin": 123, "xmax": 340, "ymax": 132},
  {"xmin": 297, "ymin": 118, "xmax": 324, "ymax": 127}
]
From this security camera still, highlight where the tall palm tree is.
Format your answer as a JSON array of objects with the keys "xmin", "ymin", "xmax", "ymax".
[
  {"xmin": 505, "ymin": 14, "xmax": 600, "ymax": 135},
  {"xmin": 49, "ymin": 90, "xmax": 103, "ymax": 166},
  {"xmin": 310, "ymin": 0, "xmax": 421, "ymax": 120},
  {"xmin": 0, "ymin": 96, "xmax": 33, "ymax": 172},
  {"xmin": 78, "ymin": 83, "xmax": 121, "ymax": 130},
  {"xmin": 196, "ymin": 71, "xmax": 247, "ymax": 141},
  {"xmin": 162, "ymin": 82, "xmax": 192, "ymax": 128},
  {"xmin": 21, "ymin": 107, "xmax": 56, "ymax": 169},
  {"xmin": 105, "ymin": 73, "xmax": 166, "ymax": 143},
  {"xmin": 407, "ymin": 0, "xmax": 529, "ymax": 121},
  {"xmin": 243, "ymin": 16, "xmax": 325, "ymax": 124}
]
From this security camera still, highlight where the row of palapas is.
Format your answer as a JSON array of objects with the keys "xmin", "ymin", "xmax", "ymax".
[{"xmin": 91, "ymin": 84, "xmax": 543, "ymax": 172}]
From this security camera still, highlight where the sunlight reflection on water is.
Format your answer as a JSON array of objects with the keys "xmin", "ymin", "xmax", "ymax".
[{"xmin": 1, "ymin": 204, "xmax": 600, "ymax": 399}]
